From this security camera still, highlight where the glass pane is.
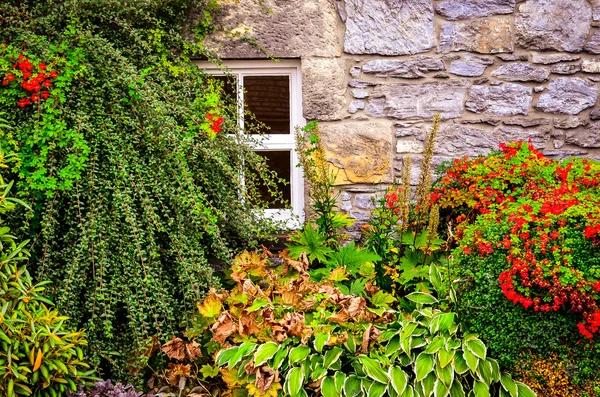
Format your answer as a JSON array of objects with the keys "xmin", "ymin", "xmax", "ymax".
[
  {"xmin": 211, "ymin": 75, "xmax": 237, "ymax": 104},
  {"xmin": 255, "ymin": 151, "xmax": 291, "ymax": 209},
  {"xmin": 244, "ymin": 75, "xmax": 290, "ymax": 134}
]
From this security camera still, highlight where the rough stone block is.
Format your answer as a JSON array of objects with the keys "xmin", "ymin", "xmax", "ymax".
[
  {"xmin": 565, "ymin": 123, "xmax": 600, "ymax": 147},
  {"xmin": 365, "ymin": 81, "xmax": 469, "ymax": 120},
  {"xmin": 344, "ymin": 0, "xmax": 435, "ymax": 55},
  {"xmin": 466, "ymin": 84, "xmax": 533, "ymax": 116},
  {"xmin": 531, "ymin": 53, "xmax": 581, "ymax": 64},
  {"xmin": 438, "ymin": 17, "xmax": 514, "ymax": 54},
  {"xmin": 319, "ymin": 122, "xmax": 393, "ymax": 185},
  {"xmin": 448, "ymin": 61, "xmax": 487, "ymax": 77},
  {"xmin": 362, "ymin": 57, "xmax": 445, "ymax": 78},
  {"xmin": 585, "ymin": 31, "xmax": 600, "ymax": 54},
  {"xmin": 536, "ymin": 78, "xmax": 598, "ymax": 115},
  {"xmin": 302, "ymin": 58, "xmax": 346, "ymax": 121},
  {"xmin": 491, "ymin": 63, "xmax": 550, "ymax": 82},
  {"xmin": 435, "ymin": 0, "xmax": 516, "ymax": 20},
  {"xmin": 515, "ymin": 0, "xmax": 591, "ymax": 52}
]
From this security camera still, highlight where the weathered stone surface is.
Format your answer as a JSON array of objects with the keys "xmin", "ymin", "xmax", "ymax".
[
  {"xmin": 302, "ymin": 58, "xmax": 346, "ymax": 121},
  {"xmin": 340, "ymin": 201, "xmax": 352, "ymax": 212},
  {"xmin": 349, "ymin": 66, "xmax": 361, "ymax": 78},
  {"xmin": 442, "ymin": 55, "xmax": 461, "ymax": 62},
  {"xmin": 491, "ymin": 63, "xmax": 549, "ymax": 82},
  {"xmin": 536, "ymin": 78, "xmax": 598, "ymax": 115},
  {"xmin": 365, "ymin": 81, "xmax": 469, "ymax": 120},
  {"xmin": 515, "ymin": 0, "xmax": 591, "ymax": 52},
  {"xmin": 434, "ymin": 73, "xmax": 450, "ymax": 79},
  {"xmin": 203, "ymin": 0, "xmax": 339, "ymax": 58},
  {"xmin": 340, "ymin": 191, "xmax": 352, "ymax": 201},
  {"xmin": 543, "ymin": 149, "xmax": 589, "ymax": 159},
  {"xmin": 435, "ymin": 0, "xmax": 515, "ymax": 20},
  {"xmin": 354, "ymin": 194, "xmax": 375, "ymax": 210},
  {"xmin": 497, "ymin": 54, "xmax": 529, "ymax": 61},
  {"xmin": 438, "ymin": 17, "xmax": 514, "ymax": 54},
  {"xmin": 583, "ymin": 60, "xmax": 600, "ymax": 73},
  {"xmin": 449, "ymin": 61, "xmax": 487, "ymax": 77},
  {"xmin": 434, "ymin": 124, "xmax": 550, "ymax": 156},
  {"xmin": 352, "ymin": 90, "xmax": 369, "ymax": 99},
  {"xmin": 585, "ymin": 31, "xmax": 600, "ymax": 54},
  {"xmin": 551, "ymin": 64, "xmax": 582, "ymax": 75},
  {"xmin": 350, "ymin": 211, "xmax": 370, "ymax": 221},
  {"xmin": 554, "ymin": 117, "xmax": 589, "ymax": 129},
  {"xmin": 589, "ymin": 76, "xmax": 600, "ymax": 82},
  {"xmin": 455, "ymin": 118, "xmax": 502, "ymax": 126},
  {"xmin": 396, "ymin": 140, "xmax": 424, "ymax": 153},
  {"xmin": 474, "ymin": 78, "xmax": 490, "ymax": 85},
  {"xmin": 344, "ymin": 0, "xmax": 435, "ymax": 55},
  {"xmin": 395, "ymin": 128, "xmax": 422, "ymax": 137},
  {"xmin": 361, "ymin": 57, "xmax": 445, "ymax": 78},
  {"xmin": 534, "ymin": 86, "xmax": 545, "ymax": 93},
  {"xmin": 565, "ymin": 123, "xmax": 600, "ymax": 147},
  {"xmin": 464, "ymin": 54, "xmax": 495, "ymax": 65},
  {"xmin": 349, "ymin": 80, "xmax": 376, "ymax": 89},
  {"xmin": 591, "ymin": 108, "xmax": 600, "ymax": 120},
  {"xmin": 320, "ymin": 123, "xmax": 393, "ymax": 184},
  {"xmin": 503, "ymin": 117, "xmax": 550, "ymax": 127},
  {"xmin": 466, "ymin": 84, "xmax": 533, "ymax": 116},
  {"xmin": 531, "ymin": 53, "xmax": 581, "ymax": 64},
  {"xmin": 348, "ymin": 101, "xmax": 365, "ymax": 114}
]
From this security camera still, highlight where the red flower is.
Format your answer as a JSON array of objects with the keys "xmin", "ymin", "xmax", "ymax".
[
  {"xmin": 17, "ymin": 97, "xmax": 31, "ymax": 107},
  {"xmin": 41, "ymin": 91, "xmax": 50, "ymax": 99},
  {"xmin": 206, "ymin": 113, "xmax": 214, "ymax": 121},
  {"xmin": 38, "ymin": 63, "xmax": 46, "ymax": 70},
  {"xmin": 49, "ymin": 71, "xmax": 58, "ymax": 79}
]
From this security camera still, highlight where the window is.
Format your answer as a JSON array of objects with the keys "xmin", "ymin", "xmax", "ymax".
[{"xmin": 197, "ymin": 60, "xmax": 305, "ymax": 228}]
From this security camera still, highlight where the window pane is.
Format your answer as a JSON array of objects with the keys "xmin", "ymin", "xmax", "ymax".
[
  {"xmin": 255, "ymin": 150, "xmax": 291, "ymax": 209},
  {"xmin": 211, "ymin": 75, "xmax": 237, "ymax": 104},
  {"xmin": 244, "ymin": 75, "xmax": 290, "ymax": 134}
]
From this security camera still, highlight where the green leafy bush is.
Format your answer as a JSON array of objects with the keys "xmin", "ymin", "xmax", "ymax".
[
  {"xmin": 434, "ymin": 141, "xmax": 600, "ymax": 379},
  {"xmin": 192, "ymin": 250, "xmax": 534, "ymax": 397},
  {"xmin": 0, "ymin": 144, "xmax": 92, "ymax": 396},
  {"xmin": 0, "ymin": 0, "xmax": 283, "ymax": 378}
]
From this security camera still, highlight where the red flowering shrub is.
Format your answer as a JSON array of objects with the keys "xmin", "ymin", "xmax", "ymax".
[
  {"xmin": 434, "ymin": 142, "xmax": 600, "ymax": 339},
  {"xmin": 3, "ymin": 54, "xmax": 57, "ymax": 107}
]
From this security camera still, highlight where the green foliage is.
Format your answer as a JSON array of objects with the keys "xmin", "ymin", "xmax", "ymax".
[
  {"xmin": 434, "ymin": 142, "xmax": 600, "ymax": 379},
  {"xmin": 0, "ymin": 0, "xmax": 283, "ymax": 380},
  {"xmin": 204, "ymin": 250, "xmax": 533, "ymax": 397},
  {"xmin": 0, "ymin": 144, "xmax": 92, "ymax": 396}
]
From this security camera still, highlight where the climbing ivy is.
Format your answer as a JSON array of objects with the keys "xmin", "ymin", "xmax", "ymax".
[{"xmin": 0, "ymin": 0, "xmax": 283, "ymax": 381}]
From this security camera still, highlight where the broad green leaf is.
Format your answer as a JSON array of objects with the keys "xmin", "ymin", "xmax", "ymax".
[
  {"xmin": 272, "ymin": 346, "xmax": 289, "ymax": 370},
  {"xmin": 429, "ymin": 264, "xmax": 443, "ymax": 292},
  {"xmin": 229, "ymin": 342, "xmax": 256, "ymax": 368},
  {"xmin": 216, "ymin": 347, "xmax": 238, "ymax": 367},
  {"xmin": 314, "ymin": 332, "xmax": 330, "ymax": 353},
  {"xmin": 401, "ymin": 385, "xmax": 414, "ymax": 397},
  {"xmin": 415, "ymin": 352, "xmax": 435, "ymax": 381},
  {"xmin": 287, "ymin": 367, "xmax": 304, "ymax": 397},
  {"xmin": 401, "ymin": 323, "xmax": 419, "ymax": 341},
  {"xmin": 449, "ymin": 380, "xmax": 465, "ymax": 397},
  {"xmin": 322, "ymin": 377, "xmax": 337, "ymax": 397},
  {"xmin": 289, "ymin": 346, "xmax": 310, "ymax": 366},
  {"xmin": 254, "ymin": 342, "xmax": 279, "ymax": 366},
  {"xmin": 323, "ymin": 347, "xmax": 343, "ymax": 368},
  {"xmin": 368, "ymin": 381, "xmax": 387, "ymax": 397},
  {"xmin": 358, "ymin": 355, "xmax": 389, "ymax": 384},
  {"xmin": 389, "ymin": 366, "xmax": 408, "ymax": 395},
  {"xmin": 516, "ymin": 382, "xmax": 537, "ymax": 397},
  {"xmin": 421, "ymin": 373, "xmax": 436, "ymax": 396},
  {"xmin": 424, "ymin": 336, "xmax": 445, "ymax": 354},
  {"xmin": 454, "ymin": 351, "xmax": 469, "ymax": 374},
  {"xmin": 435, "ymin": 380, "xmax": 450, "ymax": 397},
  {"xmin": 436, "ymin": 359, "xmax": 454, "ymax": 386},
  {"xmin": 334, "ymin": 372, "xmax": 346, "ymax": 393},
  {"xmin": 500, "ymin": 374, "xmax": 518, "ymax": 397},
  {"xmin": 247, "ymin": 298, "xmax": 269, "ymax": 313},
  {"xmin": 406, "ymin": 292, "xmax": 438, "ymax": 305},
  {"xmin": 465, "ymin": 339, "xmax": 486, "ymax": 360},
  {"xmin": 473, "ymin": 380, "xmax": 490, "ymax": 397},
  {"xmin": 344, "ymin": 375, "xmax": 362, "ymax": 397},
  {"xmin": 462, "ymin": 347, "xmax": 479, "ymax": 373},
  {"xmin": 438, "ymin": 347, "xmax": 455, "ymax": 368},
  {"xmin": 345, "ymin": 335, "xmax": 357, "ymax": 353},
  {"xmin": 489, "ymin": 359, "xmax": 501, "ymax": 383},
  {"xmin": 437, "ymin": 313, "xmax": 455, "ymax": 333},
  {"xmin": 311, "ymin": 364, "xmax": 327, "ymax": 381},
  {"xmin": 386, "ymin": 336, "xmax": 401, "ymax": 356},
  {"xmin": 477, "ymin": 359, "xmax": 493, "ymax": 386}
]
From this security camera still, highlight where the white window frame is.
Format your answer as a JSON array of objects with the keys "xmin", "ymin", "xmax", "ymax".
[{"xmin": 196, "ymin": 60, "xmax": 305, "ymax": 228}]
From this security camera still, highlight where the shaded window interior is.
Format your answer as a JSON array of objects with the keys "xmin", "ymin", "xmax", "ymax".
[
  {"xmin": 244, "ymin": 75, "xmax": 290, "ymax": 135},
  {"xmin": 254, "ymin": 150, "xmax": 291, "ymax": 209}
]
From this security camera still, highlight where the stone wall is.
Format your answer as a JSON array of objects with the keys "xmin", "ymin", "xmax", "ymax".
[{"xmin": 206, "ymin": 0, "xmax": 600, "ymax": 226}]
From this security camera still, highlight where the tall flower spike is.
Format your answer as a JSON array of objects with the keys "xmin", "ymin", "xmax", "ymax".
[
  {"xmin": 425, "ymin": 205, "xmax": 440, "ymax": 250},
  {"xmin": 398, "ymin": 156, "xmax": 411, "ymax": 236},
  {"xmin": 415, "ymin": 114, "xmax": 440, "ymax": 230}
]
